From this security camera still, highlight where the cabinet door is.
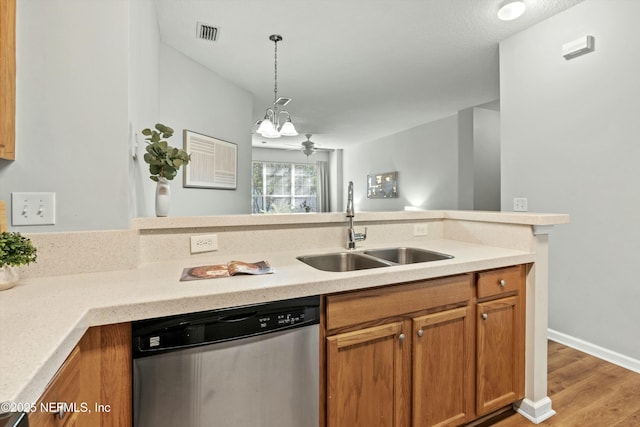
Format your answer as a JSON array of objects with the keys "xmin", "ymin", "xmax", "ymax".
[
  {"xmin": 29, "ymin": 323, "xmax": 132, "ymax": 427},
  {"xmin": 0, "ymin": 0, "xmax": 16, "ymax": 160},
  {"xmin": 326, "ymin": 321, "xmax": 409, "ymax": 427},
  {"xmin": 29, "ymin": 347, "xmax": 81, "ymax": 427},
  {"xmin": 476, "ymin": 296, "xmax": 523, "ymax": 415},
  {"xmin": 413, "ymin": 307, "xmax": 473, "ymax": 427}
]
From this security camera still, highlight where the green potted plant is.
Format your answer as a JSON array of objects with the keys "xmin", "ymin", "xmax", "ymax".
[
  {"xmin": 141, "ymin": 123, "xmax": 191, "ymax": 216},
  {"xmin": 0, "ymin": 231, "xmax": 37, "ymax": 290}
]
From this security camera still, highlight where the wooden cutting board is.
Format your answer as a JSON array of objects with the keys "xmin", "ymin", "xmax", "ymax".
[{"xmin": 0, "ymin": 200, "xmax": 7, "ymax": 232}]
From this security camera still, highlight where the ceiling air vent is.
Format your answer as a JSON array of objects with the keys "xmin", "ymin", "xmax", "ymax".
[{"xmin": 197, "ymin": 22, "xmax": 219, "ymax": 42}]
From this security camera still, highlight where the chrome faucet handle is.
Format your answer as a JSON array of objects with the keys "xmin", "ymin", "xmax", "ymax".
[{"xmin": 354, "ymin": 227, "xmax": 367, "ymax": 242}]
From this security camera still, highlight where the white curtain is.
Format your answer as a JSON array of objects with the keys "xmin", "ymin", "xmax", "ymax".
[{"xmin": 316, "ymin": 161, "xmax": 330, "ymax": 212}]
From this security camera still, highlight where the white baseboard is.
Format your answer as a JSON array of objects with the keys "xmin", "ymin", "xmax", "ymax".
[
  {"xmin": 515, "ymin": 397, "xmax": 556, "ymax": 424},
  {"xmin": 548, "ymin": 329, "xmax": 640, "ymax": 374}
]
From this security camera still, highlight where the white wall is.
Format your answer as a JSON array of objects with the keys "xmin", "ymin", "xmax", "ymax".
[
  {"xmin": 343, "ymin": 109, "xmax": 499, "ymax": 213},
  {"xmin": 458, "ymin": 107, "xmax": 501, "ymax": 211},
  {"xmin": 501, "ymin": 0, "xmax": 640, "ymax": 360},
  {"xmin": 343, "ymin": 114, "xmax": 460, "ymax": 211},
  {"xmin": 473, "ymin": 107, "xmax": 500, "ymax": 211},
  {"xmin": 458, "ymin": 109, "xmax": 474, "ymax": 209},
  {"xmin": 129, "ymin": 0, "xmax": 159, "ymax": 219},
  {"xmin": 0, "ymin": 0, "xmax": 130, "ymax": 231},
  {"xmin": 152, "ymin": 44, "xmax": 253, "ymax": 216},
  {"xmin": 330, "ymin": 149, "xmax": 344, "ymax": 212},
  {"xmin": 252, "ymin": 147, "xmax": 329, "ymax": 164},
  {"xmin": 0, "ymin": 0, "xmax": 255, "ymax": 230}
]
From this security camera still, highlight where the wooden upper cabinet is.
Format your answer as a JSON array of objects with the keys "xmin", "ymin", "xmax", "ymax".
[{"xmin": 0, "ymin": 0, "xmax": 16, "ymax": 160}]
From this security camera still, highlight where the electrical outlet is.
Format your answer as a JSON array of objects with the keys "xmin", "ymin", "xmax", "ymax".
[
  {"xmin": 513, "ymin": 197, "xmax": 528, "ymax": 212},
  {"xmin": 11, "ymin": 192, "xmax": 56, "ymax": 225},
  {"xmin": 413, "ymin": 223, "xmax": 428, "ymax": 236},
  {"xmin": 190, "ymin": 234, "xmax": 218, "ymax": 254}
]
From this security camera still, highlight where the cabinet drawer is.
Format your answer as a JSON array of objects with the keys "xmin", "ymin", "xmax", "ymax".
[
  {"xmin": 326, "ymin": 274, "xmax": 472, "ymax": 331},
  {"xmin": 30, "ymin": 346, "xmax": 81, "ymax": 427},
  {"xmin": 477, "ymin": 265, "xmax": 523, "ymax": 299}
]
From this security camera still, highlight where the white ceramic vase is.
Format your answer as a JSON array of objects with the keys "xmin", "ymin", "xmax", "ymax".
[
  {"xmin": 0, "ymin": 265, "xmax": 20, "ymax": 291},
  {"xmin": 155, "ymin": 177, "xmax": 171, "ymax": 217}
]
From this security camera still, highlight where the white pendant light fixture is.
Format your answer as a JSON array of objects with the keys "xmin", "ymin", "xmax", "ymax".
[
  {"xmin": 255, "ymin": 35, "xmax": 298, "ymax": 138},
  {"xmin": 497, "ymin": 0, "xmax": 526, "ymax": 21}
]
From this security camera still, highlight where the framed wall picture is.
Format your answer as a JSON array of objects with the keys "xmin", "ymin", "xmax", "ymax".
[
  {"xmin": 367, "ymin": 171, "xmax": 398, "ymax": 198},
  {"xmin": 183, "ymin": 130, "xmax": 237, "ymax": 189}
]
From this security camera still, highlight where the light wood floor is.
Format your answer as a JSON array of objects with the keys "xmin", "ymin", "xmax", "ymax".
[{"xmin": 491, "ymin": 341, "xmax": 640, "ymax": 426}]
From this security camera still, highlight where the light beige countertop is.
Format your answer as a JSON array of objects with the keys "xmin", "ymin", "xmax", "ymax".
[
  {"xmin": 131, "ymin": 210, "xmax": 570, "ymax": 230},
  {"xmin": 0, "ymin": 238, "xmax": 533, "ymax": 406}
]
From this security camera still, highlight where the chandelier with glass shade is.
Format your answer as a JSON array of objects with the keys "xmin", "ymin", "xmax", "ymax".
[{"xmin": 255, "ymin": 35, "xmax": 298, "ymax": 138}]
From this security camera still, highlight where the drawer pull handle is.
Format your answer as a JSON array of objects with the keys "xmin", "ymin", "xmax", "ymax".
[
  {"xmin": 417, "ymin": 329, "xmax": 424, "ymax": 337},
  {"xmin": 499, "ymin": 279, "xmax": 506, "ymax": 287},
  {"xmin": 399, "ymin": 333, "xmax": 406, "ymax": 342},
  {"xmin": 482, "ymin": 313, "xmax": 488, "ymax": 320}
]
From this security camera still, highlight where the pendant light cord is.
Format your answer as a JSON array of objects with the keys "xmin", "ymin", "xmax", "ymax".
[{"xmin": 273, "ymin": 38, "xmax": 278, "ymax": 107}]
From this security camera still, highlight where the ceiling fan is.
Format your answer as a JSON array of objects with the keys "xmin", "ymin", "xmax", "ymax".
[{"xmin": 299, "ymin": 134, "xmax": 332, "ymax": 157}]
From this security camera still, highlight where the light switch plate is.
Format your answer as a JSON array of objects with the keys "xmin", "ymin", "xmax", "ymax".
[{"xmin": 11, "ymin": 192, "xmax": 56, "ymax": 225}]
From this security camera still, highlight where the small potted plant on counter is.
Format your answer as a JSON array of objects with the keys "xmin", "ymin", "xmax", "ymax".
[
  {"xmin": 0, "ymin": 231, "xmax": 37, "ymax": 291},
  {"xmin": 141, "ymin": 123, "xmax": 191, "ymax": 217}
]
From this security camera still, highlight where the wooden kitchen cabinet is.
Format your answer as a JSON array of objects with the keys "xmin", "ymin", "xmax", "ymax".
[
  {"xmin": 0, "ymin": 0, "xmax": 16, "ymax": 160},
  {"xmin": 413, "ymin": 306, "xmax": 474, "ymax": 427},
  {"xmin": 29, "ymin": 347, "xmax": 81, "ymax": 427},
  {"xmin": 323, "ymin": 274, "xmax": 473, "ymax": 427},
  {"xmin": 475, "ymin": 266, "xmax": 525, "ymax": 416},
  {"xmin": 29, "ymin": 323, "xmax": 132, "ymax": 427},
  {"xmin": 326, "ymin": 321, "xmax": 409, "ymax": 427},
  {"xmin": 322, "ymin": 264, "xmax": 527, "ymax": 427}
]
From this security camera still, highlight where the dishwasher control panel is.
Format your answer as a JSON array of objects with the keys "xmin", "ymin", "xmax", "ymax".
[{"xmin": 132, "ymin": 295, "xmax": 320, "ymax": 358}]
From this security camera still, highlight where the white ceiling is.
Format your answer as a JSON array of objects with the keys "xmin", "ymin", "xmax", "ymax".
[{"xmin": 156, "ymin": 0, "xmax": 584, "ymax": 150}]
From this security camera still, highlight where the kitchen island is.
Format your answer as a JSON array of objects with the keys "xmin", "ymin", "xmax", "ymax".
[{"xmin": 0, "ymin": 210, "xmax": 568, "ymax": 425}]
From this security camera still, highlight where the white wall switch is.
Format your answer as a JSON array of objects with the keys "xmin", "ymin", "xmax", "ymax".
[
  {"xmin": 11, "ymin": 192, "xmax": 56, "ymax": 225},
  {"xmin": 513, "ymin": 197, "xmax": 528, "ymax": 212},
  {"xmin": 190, "ymin": 234, "xmax": 218, "ymax": 253},
  {"xmin": 413, "ymin": 223, "xmax": 428, "ymax": 236}
]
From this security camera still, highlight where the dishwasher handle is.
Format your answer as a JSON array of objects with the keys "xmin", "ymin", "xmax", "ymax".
[{"xmin": 218, "ymin": 311, "xmax": 259, "ymax": 323}]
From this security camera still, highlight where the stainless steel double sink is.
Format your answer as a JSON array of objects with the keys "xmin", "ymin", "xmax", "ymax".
[{"xmin": 296, "ymin": 247, "xmax": 453, "ymax": 272}]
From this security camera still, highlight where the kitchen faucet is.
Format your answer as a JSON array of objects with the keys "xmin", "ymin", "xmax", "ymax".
[{"xmin": 346, "ymin": 181, "xmax": 367, "ymax": 249}]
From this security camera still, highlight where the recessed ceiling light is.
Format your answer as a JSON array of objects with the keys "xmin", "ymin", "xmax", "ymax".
[{"xmin": 498, "ymin": 0, "xmax": 526, "ymax": 21}]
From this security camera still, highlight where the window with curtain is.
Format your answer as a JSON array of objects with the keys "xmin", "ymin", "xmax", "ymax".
[{"xmin": 252, "ymin": 161, "xmax": 318, "ymax": 214}]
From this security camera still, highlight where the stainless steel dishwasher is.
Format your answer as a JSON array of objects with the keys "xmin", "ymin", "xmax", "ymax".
[{"xmin": 132, "ymin": 296, "xmax": 320, "ymax": 427}]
